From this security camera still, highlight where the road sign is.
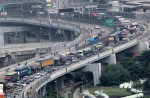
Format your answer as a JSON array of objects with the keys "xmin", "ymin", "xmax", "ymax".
[{"xmin": 105, "ymin": 18, "xmax": 114, "ymax": 27}]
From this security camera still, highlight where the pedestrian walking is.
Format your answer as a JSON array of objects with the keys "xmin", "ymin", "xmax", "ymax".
[
  {"xmin": 18, "ymin": 63, "xmax": 20, "ymax": 66},
  {"xmin": 25, "ymin": 62, "xmax": 27, "ymax": 66}
]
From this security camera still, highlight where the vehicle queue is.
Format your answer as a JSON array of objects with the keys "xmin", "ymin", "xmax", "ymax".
[{"xmin": 2, "ymin": 19, "xmax": 146, "ymax": 98}]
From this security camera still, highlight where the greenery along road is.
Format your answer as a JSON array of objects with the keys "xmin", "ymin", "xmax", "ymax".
[
  {"xmin": 80, "ymin": 50, "xmax": 150, "ymax": 98},
  {"xmin": 100, "ymin": 50, "xmax": 150, "ymax": 90}
]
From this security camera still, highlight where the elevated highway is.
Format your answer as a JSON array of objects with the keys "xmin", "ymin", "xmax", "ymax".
[
  {"xmin": 0, "ymin": 16, "xmax": 112, "ymax": 57},
  {"xmin": 0, "ymin": 17, "xmax": 149, "ymax": 98},
  {"xmin": 23, "ymin": 30, "xmax": 150, "ymax": 98},
  {"xmin": 0, "ymin": 16, "xmax": 113, "ymax": 81}
]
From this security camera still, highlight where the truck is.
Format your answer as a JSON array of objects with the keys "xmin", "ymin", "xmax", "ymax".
[
  {"xmin": 108, "ymin": 31, "xmax": 123, "ymax": 43},
  {"xmin": 34, "ymin": 56, "xmax": 54, "ymax": 68},
  {"xmin": 54, "ymin": 56, "xmax": 66, "ymax": 66},
  {"xmin": 0, "ymin": 84, "xmax": 5, "ymax": 98},
  {"xmin": 88, "ymin": 35, "xmax": 100, "ymax": 45},
  {"xmin": 0, "ymin": 92, "xmax": 5, "ymax": 98},
  {"xmin": 14, "ymin": 66, "xmax": 32, "ymax": 79},
  {"xmin": 90, "ymin": 43, "xmax": 104, "ymax": 53},
  {"xmin": 4, "ymin": 72, "xmax": 18, "ymax": 82}
]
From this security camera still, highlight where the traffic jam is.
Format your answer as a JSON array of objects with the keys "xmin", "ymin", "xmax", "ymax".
[{"xmin": 2, "ymin": 15, "xmax": 146, "ymax": 98}]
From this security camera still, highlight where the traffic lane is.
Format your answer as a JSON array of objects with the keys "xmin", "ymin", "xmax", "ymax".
[{"xmin": 0, "ymin": 32, "xmax": 87, "ymax": 81}]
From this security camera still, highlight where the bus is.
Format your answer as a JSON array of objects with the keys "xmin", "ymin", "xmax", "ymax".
[{"xmin": 4, "ymin": 72, "xmax": 18, "ymax": 82}]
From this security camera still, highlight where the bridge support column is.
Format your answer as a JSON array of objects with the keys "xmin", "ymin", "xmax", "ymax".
[
  {"xmin": 80, "ymin": 63, "xmax": 101, "ymax": 86},
  {"xmin": 138, "ymin": 41, "xmax": 149, "ymax": 51},
  {"xmin": 57, "ymin": 76, "xmax": 64, "ymax": 89},
  {"xmin": 105, "ymin": 53, "xmax": 117, "ymax": 65},
  {"xmin": 42, "ymin": 85, "xmax": 47, "ymax": 97},
  {"xmin": 35, "ymin": 32, "xmax": 40, "ymax": 42},
  {"xmin": 18, "ymin": 32, "xmax": 25, "ymax": 43},
  {"xmin": 125, "ymin": 41, "xmax": 150, "ymax": 57},
  {"xmin": 0, "ymin": 32, "xmax": 4, "ymax": 46}
]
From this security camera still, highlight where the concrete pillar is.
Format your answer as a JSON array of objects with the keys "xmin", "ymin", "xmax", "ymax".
[
  {"xmin": 138, "ymin": 41, "xmax": 149, "ymax": 52},
  {"xmin": 4, "ymin": 33, "xmax": 9, "ymax": 44},
  {"xmin": 35, "ymin": 32, "xmax": 40, "ymax": 42},
  {"xmin": 42, "ymin": 85, "xmax": 47, "ymax": 97},
  {"xmin": 18, "ymin": 32, "xmax": 24, "ymax": 43},
  {"xmin": 57, "ymin": 76, "xmax": 64, "ymax": 89},
  {"xmin": 48, "ymin": 32, "xmax": 51, "ymax": 42},
  {"xmin": 80, "ymin": 63, "xmax": 101, "ymax": 86},
  {"xmin": 105, "ymin": 53, "xmax": 117, "ymax": 65},
  {"xmin": 0, "ymin": 32, "xmax": 4, "ymax": 46},
  {"xmin": 92, "ymin": 63, "xmax": 101, "ymax": 86}
]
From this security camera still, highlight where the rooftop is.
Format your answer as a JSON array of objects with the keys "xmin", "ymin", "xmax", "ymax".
[{"xmin": 5, "ymin": 72, "xmax": 17, "ymax": 75}]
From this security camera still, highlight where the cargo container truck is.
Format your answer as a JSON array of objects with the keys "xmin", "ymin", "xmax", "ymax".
[
  {"xmin": 34, "ymin": 56, "xmax": 54, "ymax": 68},
  {"xmin": 14, "ymin": 66, "xmax": 31, "ymax": 79}
]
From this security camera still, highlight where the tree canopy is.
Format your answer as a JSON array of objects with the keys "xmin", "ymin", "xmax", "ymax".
[
  {"xmin": 120, "ymin": 58, "xmax": 142, "ymax": 81},
  {"xmin": 100, "ymin": 64, "xmax": 130, "ymax": 86},
  {"xmin": 100, "ymin": 50, "xmax": 150, "ymax": 90}
]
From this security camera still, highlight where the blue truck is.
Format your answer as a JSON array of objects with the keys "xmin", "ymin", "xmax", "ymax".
[
  {"xmin": 88, "ymin": 36, "xmax": 100, "ymax": 45},
  {"xmin": 14, "ymin": 66, "xmax": 32, "ymax": 79}
]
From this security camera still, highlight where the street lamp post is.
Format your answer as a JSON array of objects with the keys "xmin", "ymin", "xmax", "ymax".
[
  {"xmin": 54, "ymin": 80, "xmax": 58, "ymax": 98},
  {"xmin": 48, "ymin": 12, "xmax": 52, "ymax": 25},
  {"xmin": 68, "ymin": 92, "xmax": 71, "ymax": 98},
  {"xmin": 40, "ymin": 28, "xmax": 43, "ymax": 51}
]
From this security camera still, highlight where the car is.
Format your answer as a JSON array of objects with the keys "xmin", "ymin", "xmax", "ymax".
[
  {"xmin": 40, "ymin": 72, "xmax": 47, "ymax": 76},
  {"xmin": 72, "ymin": 58, "xmax": 79, "ymax": 63},
  {"xmin": 21, "ymin": 82, "xmax": 26, "ymax": 87},
  {"xmin": 101, "ymin": 29, "xmax": 105, "ymax": 33},
  {"xmin": 95, "ymin": 25, "xmax": 100, "ymax": 29},
  {"xmin": 16, "ymin": 81, "xmax": 22, "ymax": 85},
  {"xmin": 13, "ymin": 93, "xmax": 20, "ymax": 98},
  {"xmin": 44, "ymin": 69, "xmax": 53, "ymax": 73},
  {"xmin": 98, "ymin": 33, "xmax": 102, "ymax": 36},
  {"xmin": 29, "ymin": 78, "xmax": 34, "ymax": 82},
  {"xmin": 65, "ymin": 61, "xmax": 71, "ymax": 66},
  {"xmin": 34, "ymin": 73, "xmax": 41, "ymax": 79},
  {"xmin": 50, "ymin": 66, "xmax": 59, "ymax": 71},
  {"xmin": 26, "ymin": 80, "xmax": 31, "ymax": 84},
  {"xmin": 17, "ymin": 87, "xmax": 23, "ymax": 91},
  {"xmin": 6, "ymin": 94, "xmax": 11, "ymax": 98},
  {"xmin": 80, "ymin": 56, "xmax": 86, "ymax": 60}
]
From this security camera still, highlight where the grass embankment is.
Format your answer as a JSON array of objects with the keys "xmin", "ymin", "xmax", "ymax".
[{"xmin": 83, "ymin": 86, "xmax": 132, "ymax": 97}]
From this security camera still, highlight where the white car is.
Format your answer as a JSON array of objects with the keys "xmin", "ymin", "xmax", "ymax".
[
  {"xmin": 34, "ymin": 73, "xmax": 41, "ymax": 79},
  {"xmin": 40, "ymin": 72, "xmax": 47, "ymax": 76},
  {"xmin": 72, "ymin": 58, "xmax": 79, "ymax": 63},
  {"xmin": 21, "ymin": 82, "xmax": 26, "ymax": 87},
  {"xmin": 95, "ymin": 25, "xmax": 100, "ymax": 29}
]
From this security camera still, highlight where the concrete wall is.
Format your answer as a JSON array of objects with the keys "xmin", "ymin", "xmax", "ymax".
[{"xmin": 0, "ymin": 26, "xmax": 34, "ymax": 46}]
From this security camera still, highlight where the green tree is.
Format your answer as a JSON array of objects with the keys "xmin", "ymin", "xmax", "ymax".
[
  {"xmin": 140, "ymin": 50, "xmax": 150, "ymax": 79},
  {"xmin": 100, "ymin": 64, "xmax": 130, "ymax": 86},
  {"xmin": 140, "ymin": 50, "xmax": 150, "ymax": 90},
  {"xmin": 120, "ymin": 58, "xmax": 142, "ymax": 81}
]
